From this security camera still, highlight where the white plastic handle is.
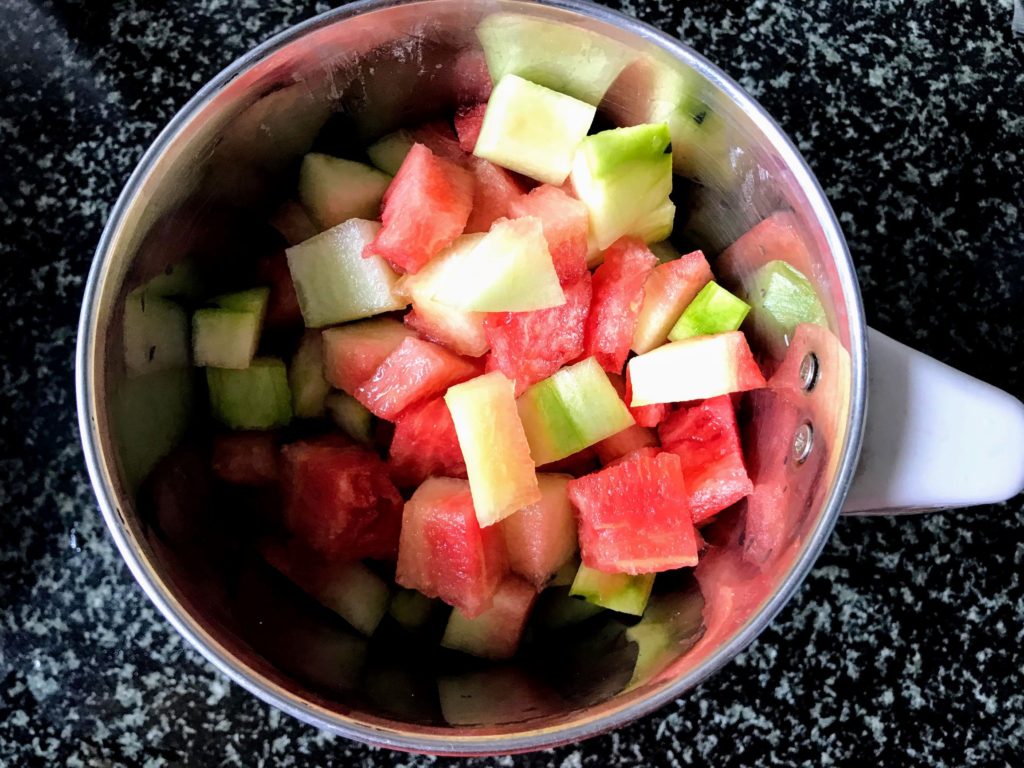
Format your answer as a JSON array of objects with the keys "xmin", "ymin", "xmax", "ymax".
[{"xmin": 843, "ymin": 328, "xmax": 1024, "ymax": 515}]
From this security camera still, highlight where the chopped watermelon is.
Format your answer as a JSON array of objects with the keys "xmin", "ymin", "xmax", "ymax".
[
  {"xmin": 354, "ymin": 336, "xmax": 479, "ymax": 421},
  {"xmin": 584, "ymin": 236, "xmax": 658, "ymax": 373},
  {"xmin": 624, "ymin": 368, "xmax": 670, "ymax": 428},
  {"xmin": 255, "ymin": 250, "xmax": 302, "ymax": 329},
  {"xmin": 455, "ymin": 103, "xmax": 488, "ymax": 152},
  {"xmin": 484, "ymin": 273, "xmax": 591, "ymax": 394},
  {"xmin": 396, "ymin": 477, "xmax": 507, "ymax": 617},
  {"xmin": 659, "ymin": 395, "xmax": 752, "ymax": 524},
  {"xmin": 507, "ymin": 184, "xmax": 589, "ymax": 285},
  {"xmin": 716, "ymin": 211, "xmax": 817, "ymax": 291},
  {"xmin": 403, "ymin": 303, "xmax": 489, "ymax": 358},
  {"xmin": 627, "ymin": 331, "xmax": 767, "ymax": 406},
  {"xmin": 388, "ymin": 396, "xmax": 467, "ymax": 488},
  {"xmin": 568, "ymin": 450, "xmax": 697, "ymax": 574},
  {"xmin": 364, "ymin": 143, "xmax": 474, "ymax": 274},
  {"xmin": 631, "ymin": 250, "xmax": 713, "ymax": 354},
  {"xmin": 441, "ymin": 576, "xmax": 537, "ymax": 659},
  {"xmin": 322, "ymin": 318, "xmax": 416, "ymax": 396},
  {"xmin": 410, "ymin": 122, "xmax": 468, "ymax": 165},
  {"xmin": 281, "ymin": 436, "xmax": 403, "ymax": 560},
  {"xmin": 465, "ymin": 158, "xmax": 526, "ymax": 234},
  {"xmin": 537, "ymin": 445, "xmax": 600, "ymax": 477},
  {"xmin": 211, "ymin": 432, "xmax": 279, "ymax": 486},
  {"xmin": 593, "ymin": 423, "xmax": 659, "ymax": 465},
  {"xmin": 499, "ymin": 473, "xmax": 577, "ymax": 588},
  {"xmin": 603, "ymin": 444, "xmax": 661, "ymax": 469}
]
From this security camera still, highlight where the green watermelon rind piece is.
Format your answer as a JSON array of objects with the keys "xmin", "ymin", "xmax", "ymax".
[
  {"xmin": 298, "ymin": 153, "xmax": 391, "ymax": 231},
  {"xmin": 288, "ymin": 331, "xmax": 331, "ymax": 419},
  {"xmin": 667, "ymin": 280, "xmax": 751, "ymax": 342},
  {"xmin": 476, "ymin": 12, "xmax": 636, "ymax": 106},
  {"xmin": 474, "ymin": 74, "xmax": 596, "ymax": 185},
  {"xmin": 740, "ymin": 260, "xmax": 828, "ymax": 349},
  {"xmin": 367, "ymin": 130, "xmax": 415, "ymax": 176},
  {"xmin": 191, "ymin": 308, "xmax": 261, "ymax": 370},
  {"xmin": 420, "ymin": 218, "xmax": 565, "ymax": 313},
  {"xmin": 285, "ymin": 218, "xmax": 407, "ymax": 328},
  {"xmin": 569, "ymin": 563, "xmax": 655, "ymax": 617},
  {"xmin": 324, "ymin": 391, "xmax": 374, "ymax": 444},
  {"xmin": 123, "ymin": 287, "xmax": 190, "ymax": 378},
  {"xmin": 518, "ymin": 357, "xmax": 636, "ymax": 466},
  {"xmin": 445, "ymin": 371, "xmax": 542, "ymax": 528},
  {"xmin": 206, "ymin": 357, "xmax": 292, "ymax": 430},
  {"xmin": 571, "ymin": 123, "xmax": 673, "ymax": 251},
  {"xmin": 387, "ymin": 588, "xmax": 437, "ymax": 631}
]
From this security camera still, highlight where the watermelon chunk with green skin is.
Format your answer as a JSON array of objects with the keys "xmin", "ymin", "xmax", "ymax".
[
  {"xmin": 256, "ymin": 250, "xmax": 302, "ymax": 329},
  {"xmin": 455, "ymin": 103, "xmax": 488, "ymax": 152},
  {"xmin": 499, "ymin": 473, "xmax": 577, "ymax": 588},
  {"xmin": 568, "ymin": 450, "xmax": 698, "ymax": 575},
  {"xmin": 668, "ymin": 281, "xmax": 751, "ymax": 342},
  {"xmin": 367, "ymin": 130, "xmax": 414, "ymax": 176},
  {"xmin": 414, "ymin": 218, "xmax": 565, "ymax": 313},
  {"xmin": 262, "ymin": 541, "xmax": 391, "ymax": 637},
  {"xmin": 325, "ymin": 391, "xmax": 374, "ymax": 445},
  {"xmin": 517, "ymin": 357, "xmax": 636, "ymax": 466},
  {"xmin": 364, "ymin": 143, "xmax": 474, "ymax": 275},
  {"xmin": 445, "ymin": 371, "xmax": 542, "ymax": 527},
  {"xmin": 507, "ymin": 184, "xmax": 589, "ymax": 285},
  {"xmin": 388, "ymin": 396, "xmax": 467, "ymax": 488},
  {"xmin": 403, "ymin": 303, "xmax": 489, "ymax": 358},
  {"xmin": 716, "ymin": 211, "xmax": 817, "ymax": 294},
  {"xmin": 441, "ymin": 577, "xmax": 537, "ymax": 659},
  {"xmin": 658, "ymin": 395, "xmax": 753, "ymax": 524},
  {"xmin": 297, "ymin": 153, "xmax": 391, "ymax": 231},
  {"xmin": 282, "ymin": 436, "xmax": 404, "ymax": 560},
  {"xmin": 464, "ymin": 158, "xmax": 527, "ymax": 234},
  {"xmin": 207, "ymin": 358, "xmax": 292, "ymax": 430},
  {"xmin": 484, "ymin": 272, "xmax": 591, "ymax": 395},
  {"xmin": 322, "ymin": 318, "xmax": 416, "ymax": 396},
  {"xmin": 211, "ymin": 432, "xmax": 279, "ymax": 486},
  {"xmin": 289, "ymin": 330, "xmax": 331, "ymax": 419},
  {"xmin": 602, "ymin": 444, "xmax": 661, "ymax": 469},
  {"xmin": 570, "ymin": 563, "xmax": 655, "ymax": 616},
  {"xmin": 631, "ymin": 250, "xmax": 713, "ymax": 354},
  {"xmin": 627, "ymin": 331, "xmax": 767, "ymax": 406},
  {"xmin": 355, "ymin": 337, "xmax": 480, "ymax": 421},
  {"xmin": 396, "ymin": 477, "xmax": 507, "ymax": 617},
  {"xmin": 584, "ymin": 237, "xmax": 658, "ymax": 374}
]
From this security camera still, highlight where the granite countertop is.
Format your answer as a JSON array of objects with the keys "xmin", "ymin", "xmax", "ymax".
[{"xmin": 2, "ymin": 0, "xmax": 1022, "ymax": 765}]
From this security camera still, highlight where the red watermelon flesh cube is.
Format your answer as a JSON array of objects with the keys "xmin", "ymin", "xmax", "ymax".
[
  {"xmin": 452, "ymin": 48, "xmax": 493, "ymax": 104},
  {"xmin": 484, "ymin": 272, "xmax": 591, "ymax": 394},
  {"xmin": 625, "ymin": 368, "xmax": 670, "ymax": 428},
  {"xmin": 717, "ymin": 211, "xmax": 816, "ymax": 291},
  {"xmin": 455, "ymin": 103, "xmax": 488, "ymax": 153},
  {"xmin": 396, "ymin": 477, "xmax": 507, "ymax": 617},
  {"xmin": 584, "ymin": 237, "xmax": 658, "ymax": 374},
  {"xmin": 659, "ymin": 395, "xmax": 753, "ymax": 524},
  {"xmin": 212, "ymin": 432, "xmax": 279, "ymax": 486},
  {"xmin": 568, "ymin": 450, "xmax": 697, "ymax": 575},
  {"xmin": 410, "ymin": 122, "xmax": 468, "ymax": 165},
  {"xmin": 500, "ymin": 473, "xmax": 577, "ymax": 588},
  {"xmin": 256, "ymin": 250, "xmax": 302, "ymax": 329},
  {"xmin": 322, "ymin": 318, "xmax": 416, "ymax": 396},
  {"xmin": 508, "ymin": 184, "xmax": 589, "ymax": 285},
  {"xmin": 465, "ymin": 158, "xmax": 527, "ymax": 234},
  {"xmin": 388, "ymin": 396, "xmax": 467, "ymax": 488},
  {"xmin": 603, "ymin": 444, "xmax": 660, "ymax": 469},
  {"xmin": 355, "ymin": 336, "xmax": 479, "ymax": 421},
  {"xmin": 282, "ymin": 436, "xmax": 403, "ymax": 560},
  {"xmin": 364, "ymin": 143, "xmax": 474, "ymax": 274}
]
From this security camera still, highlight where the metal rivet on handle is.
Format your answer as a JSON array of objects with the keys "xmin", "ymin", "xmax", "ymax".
[
  {"xmin": 792, "ymin": 422, "xmax": 814, "ymax": 464},
  {"xmin": 800, "ymin": 352, "xmax": 819, "ymax": 392}
]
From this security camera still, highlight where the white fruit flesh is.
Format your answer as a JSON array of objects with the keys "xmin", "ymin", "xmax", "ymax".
[
  {"xmin": 473, "ymin": 74, "xmax": 595, "ymax": 185},
  {"xmin": 627, "ymin": 333, "xmax": 747, "ymax": 405},
  {"xmin": 298, "ymin": 153, "xmax": 391, "ymax": 230}
]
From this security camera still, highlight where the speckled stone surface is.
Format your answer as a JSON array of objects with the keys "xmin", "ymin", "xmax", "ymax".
[{"xmin": 2, "ymin": 0, "xmax": 1022, "ymax": 765}]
